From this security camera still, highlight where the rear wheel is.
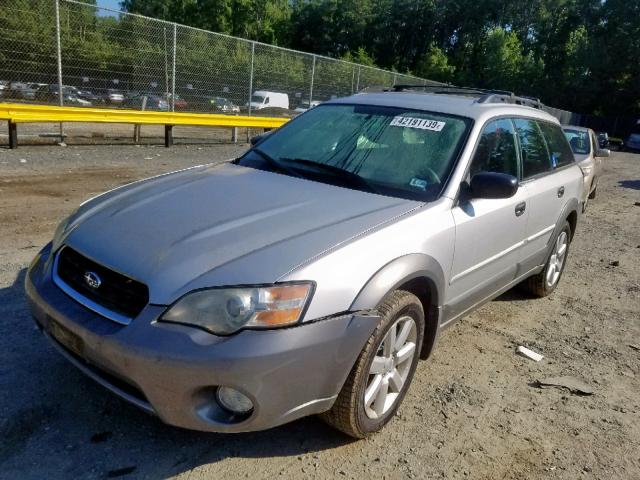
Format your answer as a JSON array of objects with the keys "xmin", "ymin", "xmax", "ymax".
[
  {"xmin": 521, "ymin": 221, "xmax": 571, "ymax": 297},
  {"xmin": 320, "ymin": 290, "xmax": 424, "ymax": 438}
]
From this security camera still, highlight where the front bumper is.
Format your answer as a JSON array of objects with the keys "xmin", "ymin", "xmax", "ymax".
[{"xmin": 25, "ymin": 244, "xmax": 379, "ymax": 432}]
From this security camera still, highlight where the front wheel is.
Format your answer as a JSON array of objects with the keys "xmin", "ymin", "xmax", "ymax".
[
  {"xmin": 521, "ymin": 221, "xmax": 571, "ymax": 297},
  {"xmin": 320, "ymin": 290, "xmax": 424, "ymax": 438}
]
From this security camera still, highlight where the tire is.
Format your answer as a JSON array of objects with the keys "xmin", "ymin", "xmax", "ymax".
[
  {"xmin": 320, "ymin": 290, "xmax": 425, "ymax": 438},
  {"xmin": 521, "ymin": 221, "xmax": 571, "ymax": 297},
  {"xmin": 588, "ymin": 182, "xmax": 597, "ymax": 199}
]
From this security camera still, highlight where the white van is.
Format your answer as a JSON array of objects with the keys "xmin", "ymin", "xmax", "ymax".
[{"xmin": 249, "ymin": 91, "xmax": 289, "ymax": 110}]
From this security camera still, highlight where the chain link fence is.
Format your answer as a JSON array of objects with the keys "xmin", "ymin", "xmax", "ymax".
[
  {"xmin": 5, "ymin": 0, "xmax": 614, "ymax": 134},
  {"xmin": 0, "ymin": 0, "xmax": 437, "ymax": 118}
]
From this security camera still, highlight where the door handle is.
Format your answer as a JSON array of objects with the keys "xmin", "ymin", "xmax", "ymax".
[
  {"xmin": 515, "ymin": 202, "xmax": 526, "ymax": 217},
  {"xmin": 557, "ymin": 186, "xmax": 565, "ymax": 198}
]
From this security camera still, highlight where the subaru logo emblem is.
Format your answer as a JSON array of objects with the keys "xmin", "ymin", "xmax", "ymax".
[{"xmin": 84, "ymin": 271, "xmax": 101, "ymax": 289}]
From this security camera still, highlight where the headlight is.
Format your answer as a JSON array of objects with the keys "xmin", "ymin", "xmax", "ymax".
[{"xmin": 159, "ymin": 283, "xmax": 314, "ymax": 335}]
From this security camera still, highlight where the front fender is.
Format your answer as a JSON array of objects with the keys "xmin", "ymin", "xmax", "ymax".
[{"xmin": 350, "ymin": 253, "xmax": 444, "ymax": 311}]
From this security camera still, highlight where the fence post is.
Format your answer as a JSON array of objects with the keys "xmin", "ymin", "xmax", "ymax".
[
  {"xmin": 393, "ymin": 73, "xmax": 397, "ymax": 87},
  {"xmin": 247, "ymin": 41, "xmax": 255, "ymax": 142},
  {"xmin": 356, "ymin": 66, "xmax": 361, "ymax": 92},
  {"xmin": 54, "ymin": 0, "xmax": 64, "ymax": 143},
  {"xmin": 171, "ymin": 23, "xmax": 176, "ymax": 112},
  {"xmin": 309, "ymin": 55, "xmax": 316, "ymax": 105},
  {"xmin": 248, "ymin": 41, "xmax": 255, "ymax": 116},
  {"xmin": 8, "ymin": 121, "xmax": 18, "ymax": 149},
  {"xmin": 351, "ymin": 66, "xmax": 355, "ymax": 94}
]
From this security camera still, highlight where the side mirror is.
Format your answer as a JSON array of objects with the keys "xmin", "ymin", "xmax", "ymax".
[
  {"xmin": 250, "ymin": 134, "xmax": 264, "ymax": 146},
  {"xmin": 595, "ymin": 148, "xmax": 610, "ymax": 158},
  {"xmin": 250, "ymin": 129, "xmax": 274, "ymax": 146},
  {"xmin": 470, "ymin": 172, "xmax": 518, "ymax": 199}
]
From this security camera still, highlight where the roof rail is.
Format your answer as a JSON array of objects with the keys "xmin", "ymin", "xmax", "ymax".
[
  {"xmin": 384, "ymin": 83, "xmax": 543, "ymax": 109},
  {"xmin": 476, "ymin": 93, "xmax": 543, "ymax": 109},
  {"xmin": 391, "ymin": 84, "xmax": 512, "ymax": 96}
]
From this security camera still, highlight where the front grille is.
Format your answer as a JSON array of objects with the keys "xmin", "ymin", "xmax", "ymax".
[{"xmin": 56, "ymin": 247, "xmax": 149, "ymax": 319}]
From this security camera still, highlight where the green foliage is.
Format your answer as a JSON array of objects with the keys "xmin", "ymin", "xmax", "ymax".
[
  {"xmin": 341, "ymin": 47, "xmax": 376, "ymax": 67},
  {"xmin": 414, "ymin": 44, "xmax": 455, "ymax": 83},
  {"xmin": 1, "ymin": 0, "xmax": 638, "ymax": 116}
]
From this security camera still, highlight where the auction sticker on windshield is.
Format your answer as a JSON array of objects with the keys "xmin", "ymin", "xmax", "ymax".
[{"xmin": 390, "ymin": 116, "xmax": 446, "ymax": 131}]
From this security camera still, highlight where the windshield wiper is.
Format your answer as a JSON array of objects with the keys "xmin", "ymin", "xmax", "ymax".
[
  {"xmin": 251, "ymin": 148, "xmax": 303, "ymax": 178},
  {"xmin": 280, "ymin": 158, "xmax": 378, "ymax": 193}
]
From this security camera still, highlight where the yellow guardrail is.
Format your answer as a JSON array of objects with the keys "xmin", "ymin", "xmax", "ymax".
[{"xmin": 0, "ymin": 102, "xmax": 289, "ymax": 148}]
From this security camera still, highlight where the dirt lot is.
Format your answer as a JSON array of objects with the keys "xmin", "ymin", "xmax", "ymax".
[{"xmin": 0, "ymin": 143, "xmax": 638, "ymax": 480}]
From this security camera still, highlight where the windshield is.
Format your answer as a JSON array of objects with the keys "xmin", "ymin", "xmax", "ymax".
[
  {"xmin": 238, "ymin": 104, "xmax": 472, "ymax": 201},
  {"xmin": 630, "ymin": 134, "xmax": 640, "ymax": 141},
  {"xmin": 251, "ymin": 95, "xmax": 265, "ymax": 103},
  {"xmin": 563, "ymin": 129, "xmax": 591, "ymax": 155}
]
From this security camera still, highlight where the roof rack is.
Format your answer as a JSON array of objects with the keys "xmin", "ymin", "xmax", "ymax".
[{"xmin": 380, "ymin": 84, "xmax": 543, "ymax": 110}]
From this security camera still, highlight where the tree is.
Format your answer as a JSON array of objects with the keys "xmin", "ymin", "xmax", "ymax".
[
  {"xmin": 414, "ymin": 43, "xmax": 455, "ymax": 83},
  {"xmin": 480, "ymin": 27, "xmax": 526, "ymax": 91}
]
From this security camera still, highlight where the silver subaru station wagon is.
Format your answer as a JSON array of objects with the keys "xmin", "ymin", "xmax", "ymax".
[{"xmin": 26, "ymin": 86, "xmax": 583, "ymax": 438}]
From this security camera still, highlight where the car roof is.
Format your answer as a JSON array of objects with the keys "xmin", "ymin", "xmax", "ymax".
[
  {"xmin": 562, "ymin": 125, "xmax": 591, "ymax": 133},
  {"xmin": 327, "ymin": 91, "xmax": 559, "ymax": 125}
]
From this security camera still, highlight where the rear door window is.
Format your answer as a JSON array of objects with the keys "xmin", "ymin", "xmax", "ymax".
[
  {"xmin": 514, "ymin": 118, "xmax": 551, "ymax": 179},
  {"xmin": 538, "ymin": 121, "xmax": 575, "ymax": 168}
]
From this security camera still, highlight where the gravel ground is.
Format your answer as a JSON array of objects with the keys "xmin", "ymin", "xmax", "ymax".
[{"xmin": 0, "ymin": 144, "xmax": 638, "ymax": 480}]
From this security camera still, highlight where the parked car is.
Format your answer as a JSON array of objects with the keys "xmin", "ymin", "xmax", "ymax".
[
  {"xmin": 596, "ymin": 131, "xmax": 609, "ymax": 148},
  {"xmin": 0, "ymin": 80, "xmax": 8, "ymax": 97},
  {"xmin": 122, "ymin": 94, "xmax": 169, "ymax": 111},
  {"xmin": 623, "ymin": 133, "xmax": 640, "ymax": 153},
  {"xmin": 563, "ymin": 126, "xmax": 609, "ymax": 209},
  {"xmin": 210, "ymin": 96, "xmax": 240, "ymax": 113},
  {"xmin": 76, "ymin": 89, "xmax": 103, "ymax": 105},
  {"xmin": 6, "ymin": 81, "xmax": 39, "ymax": 100},
  {"xmin": 249, "ymin": 90, "xmax": 289, "ymax": 110},
  {"xmin": 106, "ymin": 89, "xmax": 125, "ymax": 105},
  {"xmin": 34, "ymin": 84, "xmax": 90, "ymax": 105},
  {"xmin": 26, "ymin": 88, "xmax": 583, "ymax": 438},
  {"xmin": 294, "ymin": 99, "xmax": 322, "ymax": 113},
  {"xmin": 35, "ymin": 84, "xmax": 73, "ymax": 102},
  {"xmin": 64, "ymin": 94, "xmax": 92, "ymax": 106},
  {"xmin": 162, "ymin": 93, "xmax": 188, "ymax": 110}
]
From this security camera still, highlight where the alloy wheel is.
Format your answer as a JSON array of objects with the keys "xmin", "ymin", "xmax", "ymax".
[
  {"xmin": 364, "ymin": 315, "xmax": 418, "ymax": 420},
  {"xmin": 546, "ymin": 231, "xmax": 568, "ymax": 287}
]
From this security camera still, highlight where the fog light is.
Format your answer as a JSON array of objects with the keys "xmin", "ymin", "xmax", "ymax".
[{"xmin": 216, "ymin": 386, "xmax": 254, "ymax": 415}]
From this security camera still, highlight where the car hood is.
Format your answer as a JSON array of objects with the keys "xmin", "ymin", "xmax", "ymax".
[{"xmin": 63, "ymin": 163, "xmax": 420, "ymax": 304}]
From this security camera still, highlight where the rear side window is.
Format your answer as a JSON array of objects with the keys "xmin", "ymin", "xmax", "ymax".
[
  {"xmin": 538, "ymin": 121, "xmax": 575, "ymax": 168},
  {"xmin": 514, "ymin": 118, "xmax": 551, "ymax": 179},
  {"xmin": 470, "ymin": 119, "xmax": 519, "ymax": 178}
]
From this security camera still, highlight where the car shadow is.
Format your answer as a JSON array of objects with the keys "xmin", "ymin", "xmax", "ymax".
[
  {"xmin": 617, "ymin": 179, "xmax": 640, "ymax": 190},
  {"xmin": 493, "ymin": 287, "xmax": 533, "ymax": 302},
  {"xmin": 0, "ymin": 268, "xmax": 353, "ymax": 479}
]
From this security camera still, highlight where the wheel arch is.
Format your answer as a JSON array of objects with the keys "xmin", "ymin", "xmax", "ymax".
[
  {"xmin": 350, "ymin": 254, "xmax": 445, "ymax": 360},
  {"xmin": 566, "ymin": 208, "xmax": 578, "ymax": 241}
]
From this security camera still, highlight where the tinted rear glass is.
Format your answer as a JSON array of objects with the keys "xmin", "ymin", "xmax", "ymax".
[
  {"xmin": 538, "ymin": 122, "xmax": 575, "ymax": 167},
  {"xmin": 514, "ymin": 118, "xmax": 551, "ymax": 178}
]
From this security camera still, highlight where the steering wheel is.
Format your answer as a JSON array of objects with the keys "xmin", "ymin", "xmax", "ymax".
[{"xmin": 421, "ymin": 166, "xmax": 441, "ymax": 185}]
